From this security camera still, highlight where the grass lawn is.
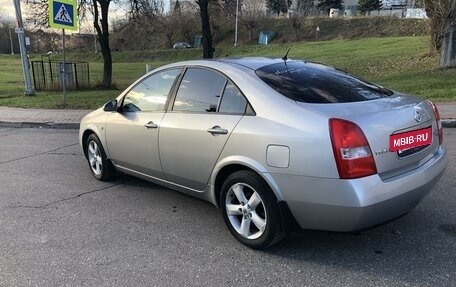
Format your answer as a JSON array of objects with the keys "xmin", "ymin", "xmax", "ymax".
[{"xmin": 0, "ymin": 36, "xmax": 455, "ymax": 109}]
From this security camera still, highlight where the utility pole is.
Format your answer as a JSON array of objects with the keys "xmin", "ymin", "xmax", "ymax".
[
  {"xmin": 234, "ymin": 0, "xmax": 239, "ymax": 47},
  {"xmin": 94, "ymin": 27, "xmax": 98, "ymax": 53},
  {"xmin": 8, "ymin": 25, "xmax": 14, "ymax": 54},
  {"xmin": 13, "ymin": 0, "xmax": 35, "ymax": 96}
]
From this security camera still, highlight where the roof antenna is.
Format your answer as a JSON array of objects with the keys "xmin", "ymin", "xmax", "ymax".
[{"xmin": 282, "ymin": 46, "xmax": 292, "ymax": 61}]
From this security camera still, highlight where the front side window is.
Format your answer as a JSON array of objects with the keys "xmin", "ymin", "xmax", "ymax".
[
  {"xmin": 173, "ymin": 68, "xmax": 227, "ymax": 112},
  {"xmin": 122, "ymin": 68, "xmax": 181, "ymax": 112}
]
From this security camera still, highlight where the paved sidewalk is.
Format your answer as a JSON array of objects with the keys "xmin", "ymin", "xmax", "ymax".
[
  {"xmin": 0, "ymin": 106, "xmax": 92, "ymax": 129},
  {"xmin": 0, "ymin": 103, "xmax": 455, "ymax": 129},
  {"xmin": 436, "ymin": 103, "xmax": 456, "ymax": 127}
]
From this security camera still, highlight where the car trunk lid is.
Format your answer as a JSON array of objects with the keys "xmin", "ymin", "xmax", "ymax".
[{"xmin": 300, "ymin": 94, "xmax": 441, "ymax": 179}]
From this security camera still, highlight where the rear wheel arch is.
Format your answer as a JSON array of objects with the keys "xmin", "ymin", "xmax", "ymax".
[
  {"xmin": 213, "ymin": 163, "xmax": 284, "ymax": 208},
  {"xmin": 214, "ymin": 164, "xmax": 254, "ymax": 208}
]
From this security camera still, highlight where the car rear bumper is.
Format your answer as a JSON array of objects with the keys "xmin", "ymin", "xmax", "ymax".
[{"xmin": 270, "ymin": 146, "xmax": 448, "ymax": 232}]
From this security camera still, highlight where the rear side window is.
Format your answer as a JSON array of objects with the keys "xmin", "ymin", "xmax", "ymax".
[
  {"xmin": 255, "ymin": 61, "xmax": 393, "ymax": 103},
  {"xmin": 219, "ymin": 81, "xmax": 247, "ymax": 114}
]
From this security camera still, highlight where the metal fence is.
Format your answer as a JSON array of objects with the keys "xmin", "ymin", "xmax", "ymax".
[{"xmin": 31, "ymin": 58, "xmax": 90, "ymax": 91}]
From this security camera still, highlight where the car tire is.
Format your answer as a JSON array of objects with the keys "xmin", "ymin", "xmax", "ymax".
[
  {"xmin": 220, "ymin": 170, "xmax": 284, "ymax": 249},
  {"xmin": 86, "ymin": 134, "xmax": 115, "ymax": 181}
]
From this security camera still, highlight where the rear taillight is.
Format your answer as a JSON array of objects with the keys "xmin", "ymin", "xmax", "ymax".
[
  {"xmin": 329, "ymin": 118, "xmax": 377, "ymax": 179},
  {"xmin": 428, "ymin": 101, "xmax": 443, "ymax": 145}
]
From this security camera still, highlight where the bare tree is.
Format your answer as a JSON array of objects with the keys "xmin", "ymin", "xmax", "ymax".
[
  {"xmin": 25, "ymin": 0, "xmax": 49, "ymax": 28},
  {"xmin": 222, "ymin": 0, "xmax": 240, "ymax": 17},
  {"xmin": 0, "ymin": 19, "xmax": 19, "ymax": 54},
  {"xmin": 87, "ymin": 0, "xmax": 162, "ymax": 85},
  {"xmin": 208, "ymin": 2, "xmax": 224, "ymax": 43},
  {"xmin": 413, "ymin": 0, "xmax": 425, "ymax": 8},
  {"xmin": 25, "ymin": 0, "xmax": 114, "ymax": 87},
  {"xmin": 289, "ymin": 15, "xmax": 303, "ymax": 41},
  {"xmin": 179, "ymin": 13, "xmax": 199, "ymax": 44},
  {"xmin": 157, "ymin": 15, "xmax": 177, "ymax": 48},
  {"xmin": 241, "ymin": 0, "xmax": 265, "ymax": 44},
  {"xmin": 25, "ymin": 0, "xmax": 161, "ymax": 87},
  {"xmin": 196, "ymin": 0, "xmax": 214, "ymax": 58},
  {"xmin": 137, "ymin": 0, "xmax": 163, "ymax": 17},
  {"xmin": 290, "ymin": 0, "xmax": 314, "ymax": 41},
  {"xmin": 87, "ymin": 0, "xmax": 113, "ymax": 87},
  {"xmin": 424, "ymin": 0, "xmax": 456, "ymax": 67}
]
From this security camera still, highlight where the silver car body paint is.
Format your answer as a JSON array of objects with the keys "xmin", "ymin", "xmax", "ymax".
[
  {"xmin": 79, "ymin": 58, "xmax": 448, "ymax": 232},
  {"xmin": 105, "ymin": 112, "xmax": 166, "ymax": 179},
  {"xmin": 159, "ymin": 113, "xmax": 243, "ymax": 190}
]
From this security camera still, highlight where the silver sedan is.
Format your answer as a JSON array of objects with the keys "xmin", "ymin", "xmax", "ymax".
[{"xmin": 79, "ymin": 58, "xmax": 448, "ymax": 249}]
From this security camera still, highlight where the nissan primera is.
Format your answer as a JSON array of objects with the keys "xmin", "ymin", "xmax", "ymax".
[{"xmin": 79, "ymin": 58, "xmax": 447, "ymax": 249}]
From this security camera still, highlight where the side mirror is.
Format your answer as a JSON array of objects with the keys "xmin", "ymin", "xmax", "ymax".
[{"xmin": 103, "ymin": 100, "xmax": 118, "ymax": 112}]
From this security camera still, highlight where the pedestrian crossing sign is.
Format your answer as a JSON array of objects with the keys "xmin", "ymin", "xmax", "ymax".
[{"xmin": 49, "ymin": 0, "xmax": 78, "ymax": 30}]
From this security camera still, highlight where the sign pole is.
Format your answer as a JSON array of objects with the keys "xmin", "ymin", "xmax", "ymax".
[
  {"xmin": 49, "ymin": 0, "xmax": 78, "ymax": 105},
  {"xmin": 13, "ymin": 0, "xmax": 34, "ymax": 96},
  {"xmin": 62, "ymin": 29, "xmax": 67, "ymax": 105}
]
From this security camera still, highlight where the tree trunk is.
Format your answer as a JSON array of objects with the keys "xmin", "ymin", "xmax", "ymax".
[
  {"xmin": 93, "ymin": 0, "xmax": 112, "ymax": 88},
  {"xmin": 198, "ymin": 0, "xmax": 213, "ymax": 59},
  {"xmin": 440, "ymin": 22, "xmax": 456, "ymax": 68},
  {"xmin": 100, "ymin": 37, "xmax": 112, "ymax": 87}
]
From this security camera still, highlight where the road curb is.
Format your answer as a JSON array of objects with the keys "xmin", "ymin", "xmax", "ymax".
[
  {"xmin": 442, "ymin": 120, "xmax": 456, "ymax": 128},
  {"xmin": 0, "ymin": 121, "xmax": 80, "ymax": 129},
  {"xmin": 0, "ymin": 121, "xmax": 22, "ymax": 128}
]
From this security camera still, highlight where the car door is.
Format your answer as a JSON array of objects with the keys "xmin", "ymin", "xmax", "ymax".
[
  {"xmin": 159, "ymin": 67, "xmax": 249, "ymax": 190},
  {"xmin": 105, "ymin": 68, "xmax": 182, "ymax": 179}
]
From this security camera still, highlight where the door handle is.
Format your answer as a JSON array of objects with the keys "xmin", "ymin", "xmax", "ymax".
[
  {"xmin": 144, "ymin": 121, "xmax": 158, "ymax": 129},
  {"xmin": 207, "ymin": 126, "xmax": 228, "ymax": 135}
]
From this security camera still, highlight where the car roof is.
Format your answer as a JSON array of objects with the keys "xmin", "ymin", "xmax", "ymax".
[
  {"xmin": 157, "ymin": 57, "xmax": 292, "ymax": 73},
  {"xmin": 156, "ymin": 57, "xmax": 314, "ymax": 76},
  {"xmin": 216, "ymin": 57, "xmax": 289, "ymax": 70}
]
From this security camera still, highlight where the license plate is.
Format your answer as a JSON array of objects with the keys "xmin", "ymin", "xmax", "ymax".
[{"xmin": 389, "ymin": 127, "xmax": 432, "ymax": 152}]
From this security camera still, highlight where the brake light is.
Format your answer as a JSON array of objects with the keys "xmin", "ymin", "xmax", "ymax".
[
  {"xmin": 428, "ymin": 101, "xmax": 443, "ymax": 145},
  {"xmin": 329, "ymin": 118, "xmax": 377, "ymax": 179}
]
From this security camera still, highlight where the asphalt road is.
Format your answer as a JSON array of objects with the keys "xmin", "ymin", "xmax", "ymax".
[{"xmin": 0, "ymin": 127, "xmax": 455, "ymax": 287}]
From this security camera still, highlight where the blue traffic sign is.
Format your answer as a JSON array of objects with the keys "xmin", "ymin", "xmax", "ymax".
[{"xmin": 49, "ymin": 0, "xmax": 78, "ymax": 30}]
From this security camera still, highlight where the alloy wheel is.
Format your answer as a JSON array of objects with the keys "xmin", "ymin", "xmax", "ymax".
[
  {"xmin": 88, "ymin": 140, "xmax": 103, "ymax": 176},
  {"xmin": 225, "ymin": 183, "xmax": 267, "ymax": 240}
]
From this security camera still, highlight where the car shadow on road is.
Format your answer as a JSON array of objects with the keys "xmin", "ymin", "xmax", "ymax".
[
  {"xmin": 264, "ymin": 208, "xmax": 455, "ymax": 285},
  {"xmin": 113, "ymin": 174, "xmax": 455, "ymax": 285}
]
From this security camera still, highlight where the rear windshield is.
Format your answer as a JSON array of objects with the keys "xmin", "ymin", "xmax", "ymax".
[{"xmin": 255, "ymin": 61, "xmax": 393, "ymax": 103}]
